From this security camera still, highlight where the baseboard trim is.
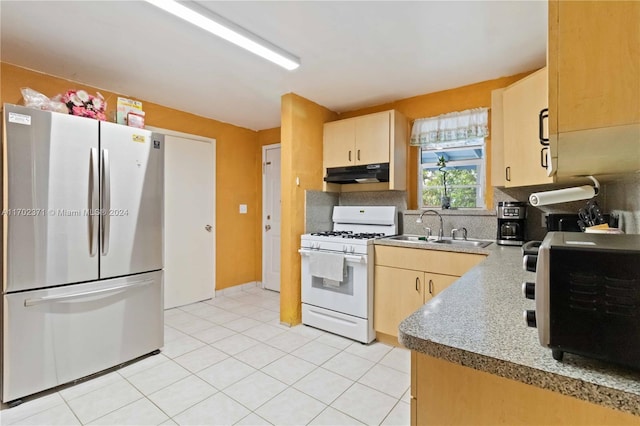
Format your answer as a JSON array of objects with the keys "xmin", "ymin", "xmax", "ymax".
[{"xmin": 214, "ymin": 281, "xmax": 260, "ymax": 297}]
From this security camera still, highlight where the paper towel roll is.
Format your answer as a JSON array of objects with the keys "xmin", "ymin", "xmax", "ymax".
[{"xmin": 529, "ymin": 185, "xmax": 596, "ymax": 206}]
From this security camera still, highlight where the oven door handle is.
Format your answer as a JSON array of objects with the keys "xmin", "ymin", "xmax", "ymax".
[
  {"xmin": 345, "ymin": 254, "xmax": 366, "ymax": 264},
  {"xmin": 298, "ymin": 248, "xmax": 312, "ymax": 256},
  {"xmin": 298, "ymin": 249, "xmax": 366, "ymax": 264}
]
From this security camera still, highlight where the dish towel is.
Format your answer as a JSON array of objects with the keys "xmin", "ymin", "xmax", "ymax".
[{"xmin": 309, "ymin": 251, "xmax": 345, "ymax": 282}]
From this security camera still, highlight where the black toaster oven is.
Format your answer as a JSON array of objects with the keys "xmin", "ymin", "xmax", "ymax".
[{"xmin": 523, "ymin": 232, "xmax": 640, "ymax": 369}]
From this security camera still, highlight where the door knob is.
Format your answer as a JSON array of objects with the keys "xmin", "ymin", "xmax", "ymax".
[
  {"xmin": 265, "ymin": 224, "xmax": 271, "ymax": 231},
  {"xmin": 205, "ymin": 225, "xmax": 212, "ymax": 232}
]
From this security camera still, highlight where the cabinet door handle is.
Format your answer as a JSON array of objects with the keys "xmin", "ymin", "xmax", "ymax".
[
  {"xmin": 348, "ymin": 150, "xmax": 352, "ymax": 162},
  {"xmin": 505, "ymin": 166, "xmax": 511, "ymax": 182},
  {"xmin": 540, "ymin": 147, "xmax": 549, "ymax": 169},
  {"xmin": 428, "ymin": 279, "xmax": 434, "ymax": 295},
  {"xmin": 539, "ymin": 108, "xmax": 549, "ymax": 146},
  {"xmin": 415, "ymin": 277, "xmax": 420, "ymax": 292},
  {"xmin": 357, "ymin": 149, "xmax": 361, "ymax": 161}
]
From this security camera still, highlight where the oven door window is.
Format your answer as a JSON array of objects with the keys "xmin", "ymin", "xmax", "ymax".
[
  {"xmin": 311, "ymin": 266, "xmax": 354, "ymax": 296},
  {"xmin": 301, "ymin": 254, "xmax": 369, "ymax": 318}
]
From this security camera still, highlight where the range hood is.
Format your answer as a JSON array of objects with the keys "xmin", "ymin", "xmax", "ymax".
[{"xmin": 324, "ymin": 163, "xmax": 389, "ymax": 184}]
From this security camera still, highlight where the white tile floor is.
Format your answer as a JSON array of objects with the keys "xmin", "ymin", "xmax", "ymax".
[{"xmin": 0, "ymin": 286, "xmax": 410, "ymax": 425}]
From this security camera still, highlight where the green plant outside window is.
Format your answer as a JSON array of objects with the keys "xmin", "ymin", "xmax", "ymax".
[{"xmin": 419, "ymin": 140, "xmax": 485, "ymax": 209}]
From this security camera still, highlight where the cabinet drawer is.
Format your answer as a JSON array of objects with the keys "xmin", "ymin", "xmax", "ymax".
[
  {"xmin": 2, "ymin": 271, "xmax": 163, "ymax": 402},
  {"xmin": 375, "ymin": 245, "xmax": 485, "ymax": 276}
]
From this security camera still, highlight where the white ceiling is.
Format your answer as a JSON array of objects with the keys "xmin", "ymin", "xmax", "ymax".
[{"xmin": 0, "ymin": 1, "xmax": 547, "ymax": 131}]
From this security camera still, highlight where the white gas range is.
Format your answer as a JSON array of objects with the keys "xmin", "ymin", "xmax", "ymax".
[{"xmin": 299, "ymin": 206, "xmax": 397, "ymax": 343}]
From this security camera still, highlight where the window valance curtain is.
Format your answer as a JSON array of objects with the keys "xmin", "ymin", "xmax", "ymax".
[{"xmin": 410, "ymin": 107, "xmax": 489, "ymax": 150}]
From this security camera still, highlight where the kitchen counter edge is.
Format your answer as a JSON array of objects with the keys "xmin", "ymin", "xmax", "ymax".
[{"xmin": 373, "ymin": 239, "xmax": 640, "ymax": 416}]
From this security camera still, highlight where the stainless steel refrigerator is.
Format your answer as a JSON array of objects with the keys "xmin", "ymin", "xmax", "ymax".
[{"xmin": 1, "ymin": 104, "xmax": 164, "ymax": 404}]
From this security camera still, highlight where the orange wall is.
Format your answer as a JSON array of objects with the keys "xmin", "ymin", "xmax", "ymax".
[
  {"xmin": 258, "ymin": 127, "xmax": 281, "ymax": 146},
  {"xmin": 1, "ymin": 62, "xmax": 261, "ymax": 291},
  {"xmin": 273, "ymin": 74, "xmax": 534, "ymax": 324},
  {"xmin": 339, "ymin": 71, "xmax": 534, "ymax": 209},
  {"xmin": 280, "ymin": 94, "xmax": 337, "ymax": 324}
]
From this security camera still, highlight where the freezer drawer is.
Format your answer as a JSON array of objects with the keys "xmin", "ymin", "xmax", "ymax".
[{"xmin": 1, "ymin": 271, "xmax": 163, "ymax": 403}]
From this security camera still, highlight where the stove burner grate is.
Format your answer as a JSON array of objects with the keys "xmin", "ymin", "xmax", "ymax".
[
  {"xmin": 309, "ymin": 231, "xmax": 385, "ymax": 240},
  {"xmin": 344, "ymin": 232, "xmax": 385, "ymax": 239},
  {"xmin": 310, "ymin": 231, "xmax": 353, "ymax": 237}
]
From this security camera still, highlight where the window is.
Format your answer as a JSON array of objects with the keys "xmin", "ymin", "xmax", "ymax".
[
  {"xmin": 419, "ymin": 140, "xmax": 485, "ymax": 209},
  {"xmin": 410, "ymin": 108, "xmax": 488, "ymax": 209}
]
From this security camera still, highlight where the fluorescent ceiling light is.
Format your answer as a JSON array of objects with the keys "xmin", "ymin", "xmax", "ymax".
[{"xmin": 145, "ymin": 0, "xmax": 300, "ymax": 71}]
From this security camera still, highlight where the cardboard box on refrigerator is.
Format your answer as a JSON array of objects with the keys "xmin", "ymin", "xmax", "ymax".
[{"xmin": 116, "ymin": 97, "xmax": 143, "ymax": 125}]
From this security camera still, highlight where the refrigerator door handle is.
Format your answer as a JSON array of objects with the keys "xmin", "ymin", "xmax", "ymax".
[
  {"xmin": 23, "ymin": 279, "xmax": 154, "ymax": 307},
  {"xmin": 89, "ymin": 148, "xmax": 99, "ymax": 257},
  {"xmin": 101, "ymin": 148, "xmax": 111, "ymax": 256}
]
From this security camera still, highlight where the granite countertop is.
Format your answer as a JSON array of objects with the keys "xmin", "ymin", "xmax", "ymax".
[{"xmin": 375, "ymin": 238, "xmax": 640, "ymax": 416}]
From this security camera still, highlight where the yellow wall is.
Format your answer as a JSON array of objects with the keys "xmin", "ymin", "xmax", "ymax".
[
  {"xmin": 1, "ymin": 62, "xmax": 537, "ymax": 305},
  {"xmin": 339, "ymin": 71, "xmax": 534, "ymax": 209},
  {"xmin": 280, "ymin": 94, "xmax": 337, "ymax": 324},
  {"xmin": 273, "ymin": 73, "xmax": 535, "ymax": 326},
  {"xmin": 1, "ymin": 62, "xmax": 261, "ymax": 290},
  {"xmin": 258, "ymin": 127, "xmax": 281, "ymax": 146},
  {"xmin": 274, "ymin": 74, "xmax": 535, "ymax": 325}
]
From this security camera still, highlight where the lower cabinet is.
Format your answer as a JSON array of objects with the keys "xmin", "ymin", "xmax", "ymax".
[
  {"xmin": 374, "ymin": 266, "xmax": 456, "ymax": 337},
  {"xmin": 373, "ymin": 245, "xmax": 485, "ymax": 343},
  {"xmin": 374, "ymin": 266, "xmax": 425, "ymax": 337},
  {"xmin": 412, "ymin": 353, "xmax": 640, "ymax": 425}
]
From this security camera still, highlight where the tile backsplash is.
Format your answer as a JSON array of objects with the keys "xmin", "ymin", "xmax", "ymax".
[
  {"xmin": 498, "ymin": 173, "xmax": 640, "ymax": 237},
  {"xmin": 338, "ymin": 191, "xmax": 407, "ymax": 211},
  {"xmin": 304, "ymin": 190, "xmax": 406, "ymax": 233},
  {"xmin": 304, "ymin": 191, "xmax": 338, "ymax": 233},
  {"xmin": 304, "ymin": 174, "xmax": 640, "ymax": 239},
  {"xmin": 402, "ymin": 209, "xmax": 496, "ymax": 240},
  {"xmin": 599, "ymin": 174, "xmax": 640, "ymax": 234},
  {"xmin": 305, "ymin": 190, "xmax": 496, "ymax": 239}
]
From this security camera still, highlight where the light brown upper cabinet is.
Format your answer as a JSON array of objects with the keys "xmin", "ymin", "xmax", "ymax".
[
  {"xmin": 490, "ymin": 88, "xmax": 506, "ymax": 187},
  {"xmin": 324, "ymin": 110, "xmax": 393, "ymax": 168},
  {"xmin": 323, "ymin": 118, "xmax": 357, "ymax": 168},
  {"xmin": 323, "ymin": 110, "xmax": 407, "ymax": 192},
  {"xmin": 548, "ymin": 0, "xmax": 640, "ymax": 178},
  {"xmin": 494, "ymin": 68, "xmax": 554, "ymax": 188}
]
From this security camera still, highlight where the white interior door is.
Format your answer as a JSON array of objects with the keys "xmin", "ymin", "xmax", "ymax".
[
  {"xmin": 164, "ymin": 133, "xmax": 215, "ymax": 308},
  {"xmin": 262, "ymin": 144, "xmax": 281, "ymax": 292}
]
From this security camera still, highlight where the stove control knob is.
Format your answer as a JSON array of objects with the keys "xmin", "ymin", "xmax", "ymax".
[
  {"xmin": 522, "ymin": 282, "xmax": 536, "ymax": 300},
  {"xmin": 343, "ymin": 245, "xmax": 348, "ymax": 253},
  {"xmin": 524, "ymin": 310, "xmax": 537, "ymax": 328},
  {"xmin": 350, "ymin": 246, "xmax": 355, "ymax": 254},
  {"xmin": 523, "ymin": 255, "xmax": 538, "ymax": 272}
]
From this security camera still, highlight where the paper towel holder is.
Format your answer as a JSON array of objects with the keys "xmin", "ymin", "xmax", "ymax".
[
  {"xmin": 586, "ymin": 175, "xmax": 600, "ymax": 195},
  {"xmin": 529, "ymin": 175, "xmax": 600, "ymax": 207}
]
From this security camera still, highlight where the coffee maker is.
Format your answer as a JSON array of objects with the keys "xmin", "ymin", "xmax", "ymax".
[{"xmin": 496, "ymin": 201, "xmax": 527, "ymax": 246}]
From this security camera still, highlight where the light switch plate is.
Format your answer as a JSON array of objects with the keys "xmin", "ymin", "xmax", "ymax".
[{"xmin": 239, "ymin": 204, "xmax": 248, "ymax": 214}]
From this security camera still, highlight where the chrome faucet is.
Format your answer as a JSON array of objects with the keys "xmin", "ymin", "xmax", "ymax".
[
  {"xmin": 451, "ymin": 227, "xmax": 468, "ymax": 240},
  {"xmin": 416, "ymin": 209, "xmax": 444, "ymax": 239}
]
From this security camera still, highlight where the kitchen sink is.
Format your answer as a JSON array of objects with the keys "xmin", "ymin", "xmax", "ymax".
[
  {"xmin": 386, "ymin": 235, "xmax": 431, "ymax": 242},
  {"xmin": 431, "ymin": 237, "xmax": 493, "ymax": 248},
  {"xmin": 384, "ymin": 235, "xmax": 492, "ymax": 248}
]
